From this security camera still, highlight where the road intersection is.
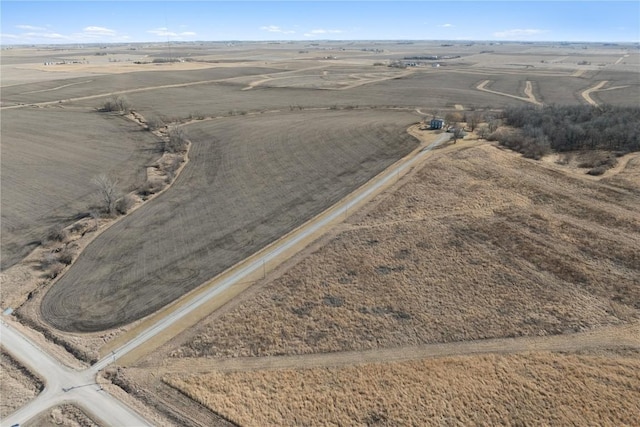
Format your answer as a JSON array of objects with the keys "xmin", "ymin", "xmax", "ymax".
[{"xmin": 1, "ymin": 131, "xmax": 449, "ymax": 426}]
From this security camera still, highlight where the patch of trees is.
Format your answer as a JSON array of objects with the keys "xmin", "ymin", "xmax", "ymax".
[
  {"xmin": 495, "ymin": 105, "xmax": 640, "ymax": 159},
  {"xmin": 99, "ymin": 95, "xmax": 131, "ymax": 113}
]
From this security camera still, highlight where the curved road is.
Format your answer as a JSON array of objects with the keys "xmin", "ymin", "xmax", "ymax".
[{"xmin": 1, "ymin": 131, "xmax": 449, "ymax": 426}]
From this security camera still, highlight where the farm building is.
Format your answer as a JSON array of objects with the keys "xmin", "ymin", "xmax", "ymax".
[{"xmin": 430, "ymin": 118, "xmax": 445, "ymax": 129}]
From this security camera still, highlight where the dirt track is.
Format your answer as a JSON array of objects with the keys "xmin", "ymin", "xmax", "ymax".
[{"xmin": 141, "ymin": 322, "xmax": 639, "ymax": 374}]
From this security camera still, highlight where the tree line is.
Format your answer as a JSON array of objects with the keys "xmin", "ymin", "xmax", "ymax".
[{"xmin": 495, "ymin": 104, "xmax": 640, "ymax": 159}]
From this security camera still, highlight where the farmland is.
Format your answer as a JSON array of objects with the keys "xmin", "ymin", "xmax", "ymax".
[
  {"xmin": 0, "ymin": 108, "xmax": 160, "ymax": 271},
  {"xmin": 173, "ymin": 141, "xmax": 640, "ymax": 358},
  {"xmin": 0, "ymin": 351, "xmax": 42, "ymax": 418},
  {"xmin": 40, "ymin": 109, "xmax": 420, "ymax": 332},
  {"xmin": 1, "ymin": 40, "xmax": 639, "ymax": 425}
]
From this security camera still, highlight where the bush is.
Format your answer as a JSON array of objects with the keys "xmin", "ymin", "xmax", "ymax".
[
  {"xmin": 165, "ymin": 127, "xmax": 188, "ymax": 153},
  {"xmin": 587, "ymin": 166, "xmax": 608, "ymax": 176},
  {"xmin": 46, "ymin": 226, "xmax": 67, "ymax": 243},
  {"xmin": 145, "ymin": 115, "xmax": 165, "ymax": 131},
  {"xmin": 115, "ymin": 194, "xmax": 136, "ymax": 215},
  {"xmin": 99, "ymin": 95, "xmax": 131, "ymax": 113},
  {"xmin": 58, "ymin": 247, "xmax": 74, "ymax": 265},
  {"xmin": 47, "ymin": 262, "xmax": 65, "ymax": 279}
]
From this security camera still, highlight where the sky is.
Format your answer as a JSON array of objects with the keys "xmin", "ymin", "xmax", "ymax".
[{"xmin": 1, "ymin": 1, "xmax": 639, "ymax": 45}]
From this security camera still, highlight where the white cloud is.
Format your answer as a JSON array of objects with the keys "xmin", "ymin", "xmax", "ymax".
[
  {"xmin": 3, "ymin": 25, "xmax": 131, "ymax": 44},
  {"xmin": 25, "ymin": 32, "xmax": 69, "ymax": 40},
  {"xmin": 493, "ymin": 28, "xmax": 549, "ymax": 39},
  {"xmin": 83, "ymin": 26, "xmax": 116, "ymax": 35},
  {"xmin": 439, "ymin": 23, "xmax": 454, "ymax": 28},
  {"xmin": 304, "ymin": 28, "xmax": 344, "ymax": 37},
  {"xmin": 16, "ymin": 24, "xmax": 47, "ymax": 31},
  {"xmin": 260, "ymin": 25, "xmax": 295, "ymax": 34},
  {"xmin": 146, "ymin": 27, "xmax": 197, "ymax": 39}
]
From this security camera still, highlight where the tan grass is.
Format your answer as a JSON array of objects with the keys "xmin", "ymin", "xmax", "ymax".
[
  {"xmin": 0, "ymin": 351, "xmax": 42, "ymax": 418},
  {"xmin": 176, "ymin": 143, "xmax": 639, "ymax": 358},
  {"xmin": 165, "ymin": 351, "xmax": 640, "ymax": 427},
  {"xmin": 24, "ymin": 403, "xmax": 100, "ymax": 427}
]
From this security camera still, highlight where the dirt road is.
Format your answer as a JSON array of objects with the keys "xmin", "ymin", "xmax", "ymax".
[
  {"xmin": 580, "ymin": 80, "xmax": 629, "ymax": 106},
  {"xmin": 141, "ymin": 322, "xmax": 640, "ymax": 374}
]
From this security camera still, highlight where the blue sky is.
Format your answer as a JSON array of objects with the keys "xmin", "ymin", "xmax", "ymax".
[{"xmin": 1, "ymin": 1, "xmax": 639, "ymax": 44}]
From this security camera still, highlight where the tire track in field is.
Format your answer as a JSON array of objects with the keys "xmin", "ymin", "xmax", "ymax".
[
  {"xmin": 19, "ymin": 80, "xmax": 93, "ymax": 95},
  {"xmin": 141, "ymin": 322, "xmax": 639, "ymax": 374}
]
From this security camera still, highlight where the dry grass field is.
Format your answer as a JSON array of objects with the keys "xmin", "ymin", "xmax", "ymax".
[
  {"xmin": 164, "ymin": 350, "xmax": 640, "ymax": 426},
  {"xmin": 24, "ymin": 404, "xmax": 100, "ymax": 427},
  {"xmin": 40, "ymin": 110, "xmax": 420, "ymax": 332},
  {"xmin": 175, "ymin": 142, "xmax": 639, "ymax": 358},
  {"xmin": 0, "ymin": 351, "xmax": 42, "ymax": 418}
]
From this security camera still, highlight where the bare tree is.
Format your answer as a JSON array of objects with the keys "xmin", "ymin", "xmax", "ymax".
[
  {"xmin": 477, "ymin": 124, "xmax": 491, "ymax": 139},
  {"xmin": 92, "ymin": 174, "xmax": 121, "ymax": 215},
  {"xmin": 450, "ymin": 127, "xmax": 465, "ymax": 144},
  {"xmin": 468, "ymin": 111, "xmax": 483, "ymax": 132},
  {"xmin": 100, "ymin": 95, "xmax": 132, "ymax": 113},
  {"xmin": 165, "ymin": 126, "xmax": 188, "ymax": 153}
]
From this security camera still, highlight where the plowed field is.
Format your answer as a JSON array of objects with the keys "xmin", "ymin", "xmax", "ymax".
[
  {"xmin": 41, "ymin": 110, "xmax": 419, "ymax": 332},
  {"xmin": 0, "ymin": 108, "xmax": 160, "ymax": 270}
]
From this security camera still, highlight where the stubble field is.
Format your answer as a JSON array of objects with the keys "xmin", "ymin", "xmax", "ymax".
[{"xmin": 0, "ymin": 351, "xmax": 42, "ymax": 419}]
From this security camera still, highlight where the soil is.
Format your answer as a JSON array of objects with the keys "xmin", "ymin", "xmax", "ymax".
[{"xmin": 39, "ymin": 109, "xmax": 420, "ymax": 332}]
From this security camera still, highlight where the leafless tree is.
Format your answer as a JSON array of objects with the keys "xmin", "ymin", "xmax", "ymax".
[
  {"xmin": 477, "ymin": 125, "xmax": 491, "ymax": 139},
  {"xmin": 468, "ymin": 111, "xmax": 483, "ymax": 131},
  {"xmin": 165, "ymin": 126, "xmax": 188, "ymax": 153},
  {"xmin": 92, "ymin": 174, "xmax": 121, "ymax": 215},
  {"xmin": 450, "ymin": 127, "xmax": 465, "ymax": 144},
  {"xmin": 100, "ymin": 95, "xmax": 132, "ymax": 113}
]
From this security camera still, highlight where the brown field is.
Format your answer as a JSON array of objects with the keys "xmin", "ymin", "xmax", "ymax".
[
  {"xmin": 164, "ymin": 350, "xmax": 640, "ymax": 426},
  {"xmin": 0, "ymin": 108, "xmax": 160, "ymax": 271},
  {"xmin": 173, "ymin": 142, "xmax": 639, "ymax": 358},
  {"xmin": 39, "ymin": 110, "xmax": 420, "ymax": 332},
  {"xmin": 0, "ymin": 351, "xmax": 43, "ymax": 418}
]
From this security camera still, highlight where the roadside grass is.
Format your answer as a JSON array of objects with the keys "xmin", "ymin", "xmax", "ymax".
[
  {"xmin": 165, "ymin": 350, "xmax": 640, "ymax": 426},
  {"xmin": 0, "ymin": 351, "xmax": 43, "ymax": 418}
]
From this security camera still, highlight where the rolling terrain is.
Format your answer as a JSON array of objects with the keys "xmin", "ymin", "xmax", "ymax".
[
  {"xmin": 2, "ymin": 40, "xmax": 639, "ymax": 426},
  {"xmin": 40, "ymin": 110, "xmax": 420, "ymax": 332}
]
